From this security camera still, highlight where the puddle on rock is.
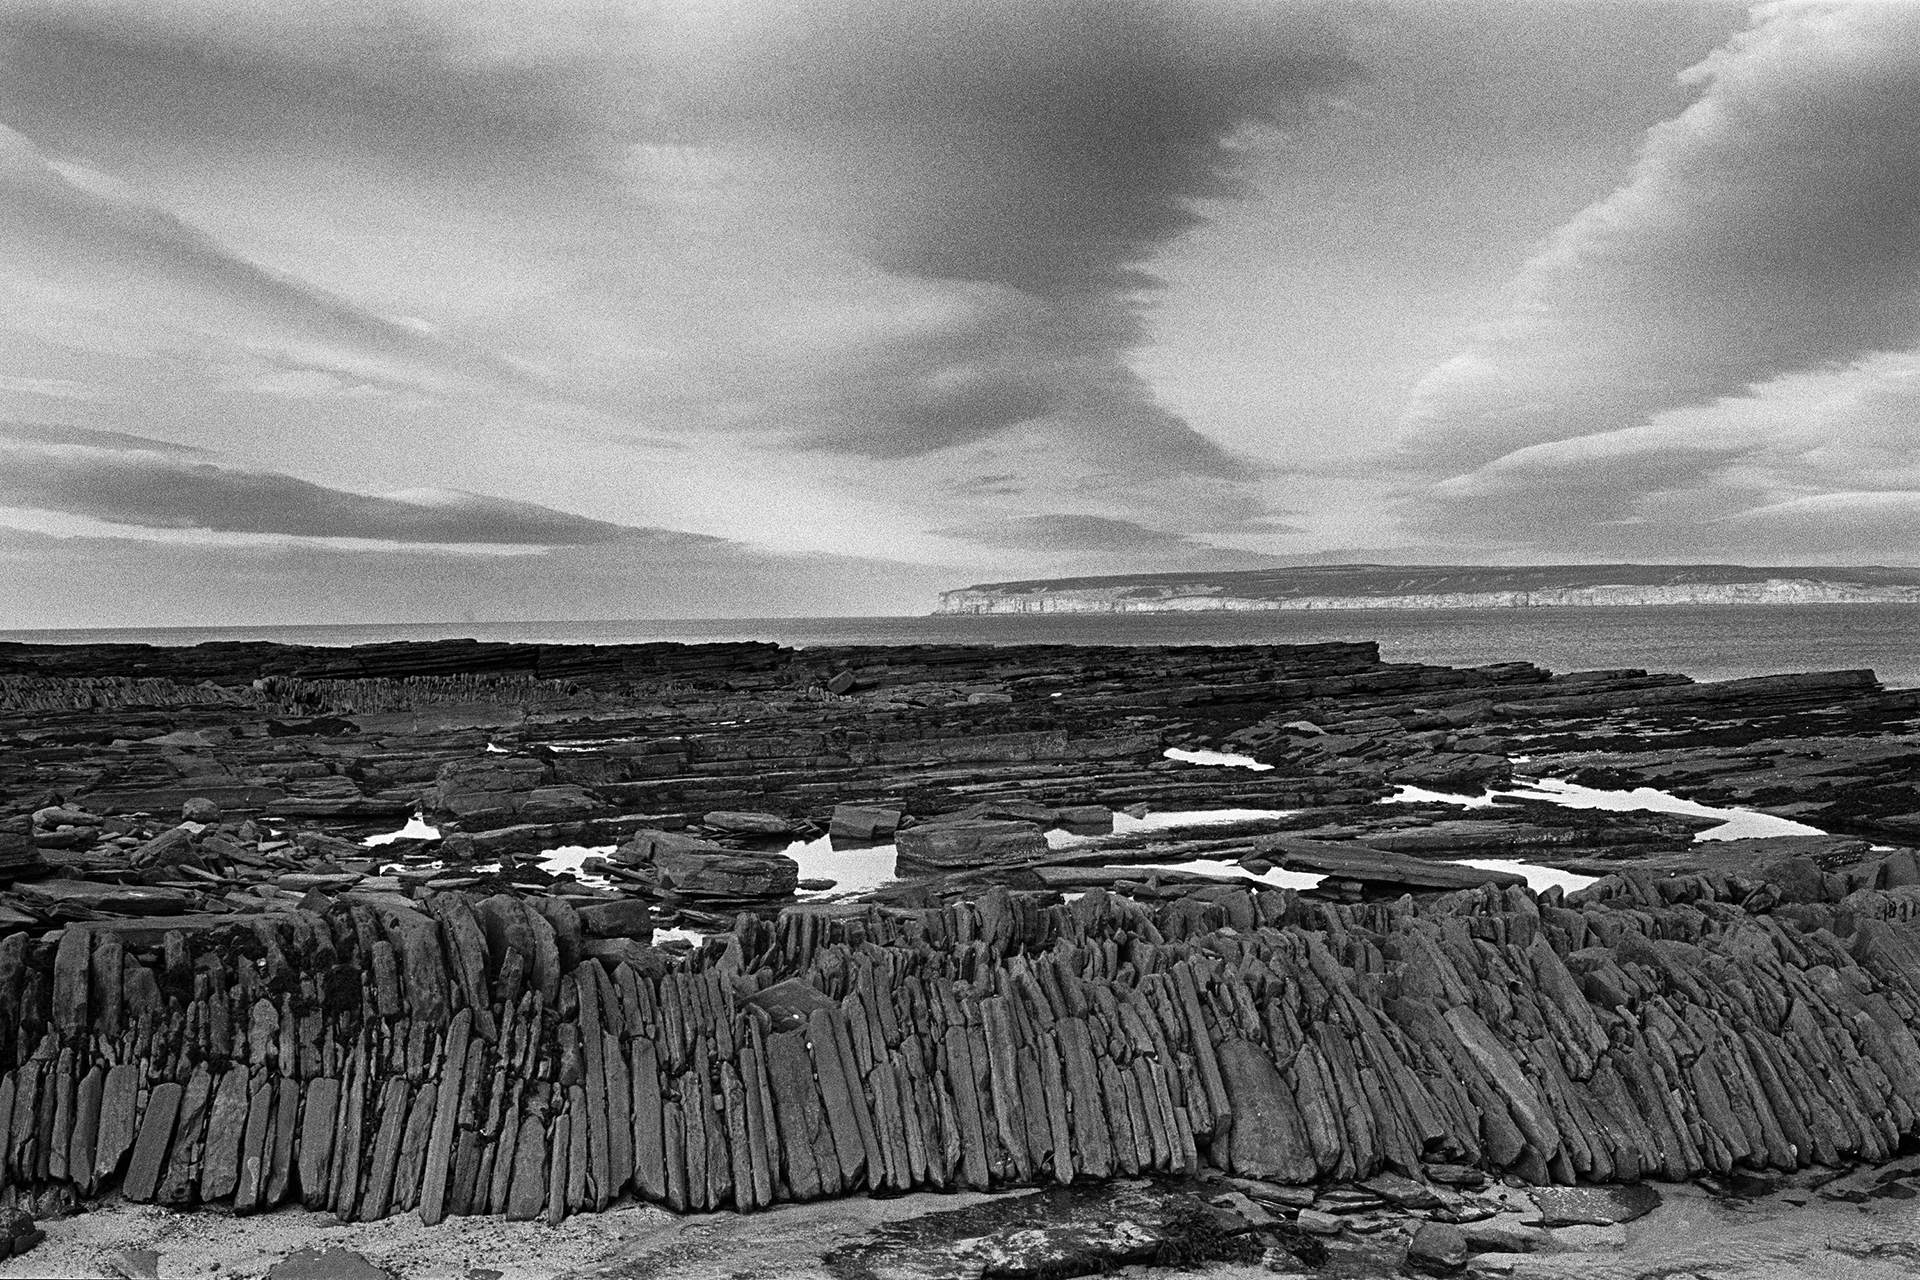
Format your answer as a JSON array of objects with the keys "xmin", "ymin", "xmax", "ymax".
[
  {"xmin": 1444, "ymin": 858, "xmax": 1597, "ymax": 895},
  {"xmin": 1046, "ymin": 808, "xmax": 1299, "ymax": 849},
  {"xmin": 537, "ymin": 844, "xmax": 615, "ymax": 888},
  {"xmin": 1163, "ymin": 747, "xmax": 1274, "ymax": 771},
  {"xmin": 363, "ymin": 814, "xmax": 440, "ymax": 847},
  {"xmin": 1390, "ymin": 776, "xmax": 1828, "ymax": 842},
  {"xmin": 779, "ymin": 834, "xmax": 898, "ymax": 900}
]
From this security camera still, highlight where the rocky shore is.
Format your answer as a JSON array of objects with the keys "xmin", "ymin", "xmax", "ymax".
[{"xmin": 1, "ymin": 637, "xmax": 1918, "ymax": 1278}]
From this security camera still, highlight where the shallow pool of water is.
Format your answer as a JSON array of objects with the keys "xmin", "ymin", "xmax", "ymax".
[
  {"xmin": 538, "ymin": 845, "xmax": 615, "ymax": 888},
  {"xmin": 1390, "ymin": 776, "xmax": 1828, "ymax": 841},
  {"xmin": 363, "ymin": 814, "xmax": 441, "ymax": 846},
  {"xmin": 1046, "ymin": 808, "xmax": 1299, "ymax": 849},
  {"xmin": 1163, "ymin": 747, "xmax": 1274, "ymax": 771},
  {"xmin": 778, "ymin": 834, "xmax": 899, "ymax": 899},
  {"xmin": 1444, "ymin": 858, "xmax": 1598, "ymax": 895}
]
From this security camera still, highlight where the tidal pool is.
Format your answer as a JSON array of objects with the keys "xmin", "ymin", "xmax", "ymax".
[
  {"xmin": 1163, "ymin": 747, "xmax": 1274, "ymax": 771},
  {"xmin": 1391, "ymin": 776, "xmax": 1828, "ymax": 841},
  {"xmin": 362, "ymin": 814, "xmax": 441, "ymax": 846}
]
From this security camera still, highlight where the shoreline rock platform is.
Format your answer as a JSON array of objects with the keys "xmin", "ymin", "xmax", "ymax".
[{"xmin": 1, "ymin": 636, "xmax": 1919, "ymax": 1276}]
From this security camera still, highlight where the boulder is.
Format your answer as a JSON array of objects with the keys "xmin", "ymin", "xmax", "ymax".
[
  {"xmin": 1054, "ymin": 805, "xmax": 1113, "ymax": 829},
  {"xmin": 829, "ymin": 805, "xmax": 901, "ymax": 841},
  {"xmin": 1529, "ymin": 1184, "xmax": 1659, "ymax": 1227},
  {"xmin": 702, "ymin": 811, "xmax": 792, "ymax": 836},
  {"xmin": 423, "ymin": 758, "xmax": 577, "ymax": 829},
  {"xmin": 894, "ymin": 819, "xmax": 1046, "ymax": 870},
  {"xmin": 574, "ymin": 899, "xmax": 653, "ymax": 941},
  {"xmin": 656, "ymin": 849, "xmax": 798, "ymax": 901},
  {"xmin": 1407, "ymin": 1222, "xmax": 1469, "ymax": 1275},
  {"xmin": 616, "ymin": 829, "xmax": 730, "ymax": 866}
]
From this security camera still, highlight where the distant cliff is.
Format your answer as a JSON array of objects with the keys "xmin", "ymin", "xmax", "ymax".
[{"xmin": 936, "ymin": 564, "xmax": 1920, "ymax": 614}]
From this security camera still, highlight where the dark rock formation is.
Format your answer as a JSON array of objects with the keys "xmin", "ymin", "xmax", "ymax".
[{"xmin": 0, "ymin": 635, "xmax": 1915, "ymax": 1236}]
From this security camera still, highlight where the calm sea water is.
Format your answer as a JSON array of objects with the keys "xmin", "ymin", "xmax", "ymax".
[{"xmin": 4, "ymin": 604, "xmax": 1916, "ymax": 688}]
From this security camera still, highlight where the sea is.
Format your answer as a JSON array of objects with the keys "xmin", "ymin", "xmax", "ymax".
[{"xmin": 5, "ymin": 603, "xmax": 1918, "ymax": 688}]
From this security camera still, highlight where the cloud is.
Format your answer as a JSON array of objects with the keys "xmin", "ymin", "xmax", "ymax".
[
  {"xmin": 1397, "ymin": 1, "xmax": 1920, "ymax": 474},
  {"xmin": 1, "ymin": 2, "xmax": 1351, "ymax": 481},
  {"xmin": 1403, "ymin": 343, "xmax": 1920, "ymax": 559},
  {"xmin": 692, "ymin": 1, "xmax": 1356, "ymax": 473},
  {"xmin": 0, "ymin": 422, "xmax": 660, "ymax": 547},
  {"xmin": 936, "ymin": 512, "xmax": 1287, "ymax": 571},
  {"xmin": 0, "ymin": 122, "xmax": 525, "ymax": 397},
  {"xmin": 1712, "ymin": 490, "xmax": 1920, "ymax": 559}
]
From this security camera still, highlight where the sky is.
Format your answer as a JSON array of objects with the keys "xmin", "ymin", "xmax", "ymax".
[{"xmin": 2, "ymin": 0, "xmax": 1917, "ymax": 626}]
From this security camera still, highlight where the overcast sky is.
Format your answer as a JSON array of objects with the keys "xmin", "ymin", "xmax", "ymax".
[{"xmin": 3, "ymin": 0, "xmax": 1916, "ymax": 626}]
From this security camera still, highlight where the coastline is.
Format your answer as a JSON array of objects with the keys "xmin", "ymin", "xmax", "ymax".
[{"xmin": 0, "ymin": 637, "xmax": 1919, "ymax": 1278}]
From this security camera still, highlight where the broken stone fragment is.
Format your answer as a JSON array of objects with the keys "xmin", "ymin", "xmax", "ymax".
[
  {"xmin": 701, "ymin": 811, "xmax": 792, "ymax": 835},
  {"xmin": 575, "ymin": 899, "xmax": 653, "ymax": 941},
  {"xmin": 1407, "ymin": 1221, "xmax": 1470, "ymax": 1275},
  {"xmin": 829, "ymin": 804, "xmax": 901, "ymax": 841}
]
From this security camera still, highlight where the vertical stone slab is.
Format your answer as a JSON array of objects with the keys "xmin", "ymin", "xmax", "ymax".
[
  {"xmin": 93, "ymin": 1063, "xmax": 140, "ymax": 1186},
  {"xmin": 200, "ymin": 1069, "xmax": 250, "ymax": 1202},
  {"xmin": 68, "ymin": 1064, "xmax": 103, "ymax": 1194},
  {"xmin": 419, "ymin": 1008, "xmax": 471, "ymax": 1225},
  {"xmin": 297, "ymin": 1077, "xmax": 341, "ymax": 1210},
  {"xmin": 942, "ymin": 1027, "xmax": 992, "ymax": 1190},
  {"xmin": 48, "ymin": 1049, "xmax": 76, "ymax": 1182},
  {"xmin": 358, "ymin": 1078, "xmax": 412, "ymax": 1222},
  {"xmin": 566, "ymin": 1086, "xmax": 589, "ymax": 1215},
  {"xmin": 265, "ymin": 1076, "xmax": 301, "ymax": 1207},
  {"xmin": 156, "ymin": 1066, "xmax": 214, "ymax": 1205},
  {"xmin": 505, "ymin": 1115, "xmax": 547, "ymax": 1221},
  {"xmin": 631, "ymin": 1038, "xmax": 667, "ymax": 1202},
  {"xmin": 234, "ymin": 1079, "xmax": 276, "ymax": 1214},
  {"xmin": 762, "ymin": 1028, "xmax": 828, "ymax": 1201},
  {"xmin": 546, "ymin": 1111, "xmax": 571, "ymax": 1226},
  {"xmin": 603, "ymin": 1031, "xmax": 633, "ymax": 1196},
  {"xmin": 122, "ymin": 1081, "xmax": 184, "ymax": 1203},
  {"xmin": 662, "ymin": 1101, "xmax": 689, "ymax": 1213},
  {"xmin": 392, "ymin": 1082, "xmax": 437, "ymax": 1214},
  {"xmin": 51, "ymin": 929, "xmax": 90, "ymax": 1040}
]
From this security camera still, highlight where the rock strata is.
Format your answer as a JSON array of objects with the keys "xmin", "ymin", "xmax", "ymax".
[{"xmin": 0, "ymin": 635, "xmax": 1914, "ymax": 1239}]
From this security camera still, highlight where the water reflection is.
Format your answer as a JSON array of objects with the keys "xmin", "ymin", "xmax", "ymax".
[
  {"xmin": 1391, "ymin": 776, "xmax": 1828, "ymax": 841},
  {"xmin": 1163, "ymin": 747, "xmax": 1274, "ymax": 771}
]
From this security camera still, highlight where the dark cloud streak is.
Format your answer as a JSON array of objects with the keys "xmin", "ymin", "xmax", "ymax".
[{"xmin": 0, "ymin": 423, "xmax": 660, "ymax": 546}]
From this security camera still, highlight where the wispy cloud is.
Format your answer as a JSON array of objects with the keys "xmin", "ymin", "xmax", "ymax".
[
  {"xmin": 1398, "ymin": 0, "xmax": 1920, "ymax": 469},
  {"xmin": 0, "ymin": 422, "xmax": 660, "ymax": 547},
  {"xmin": 1396, "ymin": 1, "xmax": 1920, "ymax": 557}
]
